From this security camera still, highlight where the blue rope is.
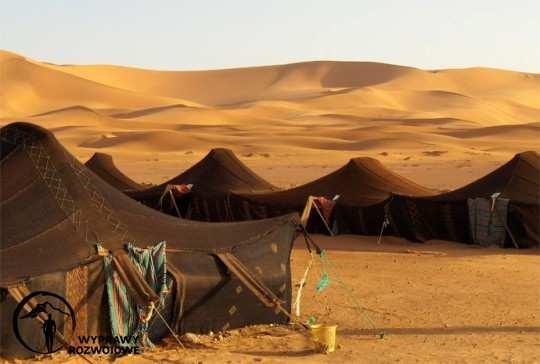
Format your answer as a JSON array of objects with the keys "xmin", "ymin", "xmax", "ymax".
[{"xmin": 315, "ymin": 250, "xmax": 331, "ymax": 293}]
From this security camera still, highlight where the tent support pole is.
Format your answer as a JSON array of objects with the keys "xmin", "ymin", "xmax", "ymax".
[
  {"xmin": 169, "ymin": 189, "xmax": 183, "ymax": 218},
  {"xmin": 493, "ymin": 207, "xmax": 519, "ymax": 249},
  {"xmin": 311, "ymin": 199, "xmax": 334, "ymax": 236},
  {"xmin": 216, "ymin": 252, "xmax": 308, "ymax": 330}
]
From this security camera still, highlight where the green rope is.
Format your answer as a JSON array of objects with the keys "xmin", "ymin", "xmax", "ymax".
[
  {"xmin": 313, "ymin": 249, "xmax": 384, "ymax": 339},
  {"xmin": 315, "ymin": 273, "xmax": 330, "ymax": 293}
]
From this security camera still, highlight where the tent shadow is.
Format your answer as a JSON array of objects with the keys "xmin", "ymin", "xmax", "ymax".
[
  {"xmin": 231, "ymin": 349, "xmax": 316, "ymax": 357},
  {"xmin": 294, "ymin": 235, "xmax": 540, "ymax": 258},
  {"xmin": 341, "ymin": 326, "xmax": 540, "ymax": 336}
]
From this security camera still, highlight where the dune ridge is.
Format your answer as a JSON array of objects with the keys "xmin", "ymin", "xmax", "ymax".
[{"xmin": 1, "ymin": 49, "xmax": 538, "ymax": 190}]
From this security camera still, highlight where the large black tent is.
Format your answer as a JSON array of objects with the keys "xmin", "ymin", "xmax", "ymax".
[
  {"xmin": 127, "ymin": 148, "xmax": 278, "ymax": 221},
  {"xmin": 388, "ymin": 151, "xmax": 540, "ymax": 248},
  {"xmin": 0, "ymin": 123, "xmax": 299, "ymax": 357},
  {"xmin": 85, "ymin": 152, "xmax": 143, "ymax": 191},
  {"xmin": 229, "ymin": 157, "xmax": 435, "ymax": 234}
]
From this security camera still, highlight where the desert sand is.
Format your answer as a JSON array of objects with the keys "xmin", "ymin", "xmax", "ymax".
[
  {"xmin": 2, "ymin": 49, "xmax": 540, "ymax": 190},
  {"xmin": 1, "ymin": 50, "xmax": 539, "ymax": 363},
  {"xmin": 4, "ymin": 238, "xmax": 539, "ymax": 364}
]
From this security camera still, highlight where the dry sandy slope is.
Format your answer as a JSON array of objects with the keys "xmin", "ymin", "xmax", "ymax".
[
  {"xmin": 0, "ymin": 50, "xmax": 200, "ymax": 118},
  {"xmin": 1, "ymin": 49, "xmax": 539, "ymax": 190}
]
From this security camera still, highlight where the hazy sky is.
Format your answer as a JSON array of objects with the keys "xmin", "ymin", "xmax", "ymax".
[{"xmin": 2, "ymin": 0, "xmax": 539, "ymax": 72}]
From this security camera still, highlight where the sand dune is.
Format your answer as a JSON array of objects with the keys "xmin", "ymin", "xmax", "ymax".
[
  {"xmin": 1, "ymin": 49, "xmax": 539, "ymax": 190},
  {"xmin": 2, "ymin": 50, "xmax": 538, "ymax": 363},
  {"xmin": 42, "ymin": 61, "xmax": 418, "ymax": 105},
  {"xmin": 0, "ymin": 50, "xmax": 199, "ymax": 118},
  {"xmin": 42, "ymin": 58, "xmax": 540, "ymax": 108},
  {"xmin": 441, "ymin": 122, "xmax": 540, "ymax": 139}
]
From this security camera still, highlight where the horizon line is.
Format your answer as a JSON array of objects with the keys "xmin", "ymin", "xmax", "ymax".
[{"xmin": 3, "ymin": 49, "xmax": 538, "ymax": 75}]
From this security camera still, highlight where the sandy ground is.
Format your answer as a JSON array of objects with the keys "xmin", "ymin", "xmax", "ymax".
[
  {"xmin": 1, "ymin": 50, "xmax": 539, "ymax": 362},
  {"xmin": 4, "ymin": 237, "xmax": 539, "ymax": 363}
]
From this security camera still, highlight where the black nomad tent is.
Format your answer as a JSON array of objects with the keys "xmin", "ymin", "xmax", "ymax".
[
  {"xmin": 127, "ymin": 148, "xmax": 278, "ymax": 222},
  {"xmin": 85, "ymin": 152, "xmax": 143, "ymax": 191},
  {"xmin": 0, "ymin": 123, "xmax": 300, "ymax": 357},
  {"xmin": 229, "ymin": 157, "xmax": 435, "ymax": 234},
  {"xmin": 388, "ymin": 151, "xmax": 540, "ymax": 248}
]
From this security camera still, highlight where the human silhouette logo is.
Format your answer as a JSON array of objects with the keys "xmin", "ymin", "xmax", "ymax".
[{"xmin": 12, "ymin": 291, "xmax": 76, "ymax": 354}]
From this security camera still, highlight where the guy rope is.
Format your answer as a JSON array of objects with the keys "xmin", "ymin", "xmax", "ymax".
[{"xmin": 296, "ymin": 225, "xmax": 385, "ymax": 339}]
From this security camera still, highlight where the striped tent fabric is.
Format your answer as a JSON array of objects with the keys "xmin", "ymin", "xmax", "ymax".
[{"xmin": 102, "ymin": 241, "xmax": 169, "ymax": 348}]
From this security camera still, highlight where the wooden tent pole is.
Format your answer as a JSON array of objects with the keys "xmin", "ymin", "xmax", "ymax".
[
  {"xmin": 493, "ymin": 206, "xmax": 520, "ymax": 249},
  {"xmin": 311, "ymin": 198, "xmax": 334, "ymax": 236}
]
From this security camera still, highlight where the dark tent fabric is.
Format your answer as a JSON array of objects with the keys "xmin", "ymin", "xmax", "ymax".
[
  {"xmin": 229, "ymin": 158, "xmax": 435, "ymax": 234},
  {"xmin": 127, "ymin": 148, "xmax": 278, "ymax": 221},
  {"xmin": 388, "ymin": 151, "xmax": 540, "ymax": 248},
  {"xmin": 0, "ymin": 123, "xmax": 298, "ymax": 357},
  {"xmin": 84, "ymin": 152, "xmax": 143, "ymax": 191}
]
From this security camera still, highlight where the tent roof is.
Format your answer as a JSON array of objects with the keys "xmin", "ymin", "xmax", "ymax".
[
  {"xmin": 130, "ymin": 148, "xmax": 277, "ymax": 199},
  {"xmin": 0, "ymin": 122, "xmax": 297, "ymax": 284},
  {"xmin": 172, "ymin": 148, "xmax": 277, "ymax": 192},
  {"xmin": 236, "ymin": 157, "xmax": 435, "ymax": 207},
  {"xmin": 85, "ymin": 152, "xmax": 143, "ymax": 191},
  {"xmin": 424, "ymin": 151, "xmax": 540, "ymax": 204}
]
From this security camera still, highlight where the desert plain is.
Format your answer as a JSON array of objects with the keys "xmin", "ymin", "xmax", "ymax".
[{"xmin": 0, "ymin": 49, "xmax": 539, "ymax": 363}]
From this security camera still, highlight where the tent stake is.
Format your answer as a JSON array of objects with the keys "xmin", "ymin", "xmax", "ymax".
[{"xmin": 153, "ymin": 305, "xmax": 185, "ymax": 349}]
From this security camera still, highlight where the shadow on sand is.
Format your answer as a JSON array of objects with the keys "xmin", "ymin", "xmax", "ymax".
[
  {"xmin": 231, "ymin": 349, "xmax": 316, "ymax": 357},
  {"xmin": 227, "ymin": 325, "xmax": 540, "ymax": 358},
  {"xmin": 341, "ymin": 326, "xmax": 540, "ymax": 336},
  {"xmin": 293, "ymin": 235, "xmax": 540, "ymax": 258}
]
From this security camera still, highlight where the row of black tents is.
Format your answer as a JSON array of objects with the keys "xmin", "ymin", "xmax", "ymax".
[
  {"xmin": 0, "ymin": 122, "xmax": 538, "ymax": 358},
  {"xmin": 87, "ymin": 143, "xmax": 539, "ymax": 249}
]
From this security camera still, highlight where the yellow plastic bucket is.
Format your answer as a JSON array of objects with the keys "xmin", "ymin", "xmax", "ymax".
[{"xmin": 309, "ymin": 324, "xmax": 338, "ymax": 353}]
